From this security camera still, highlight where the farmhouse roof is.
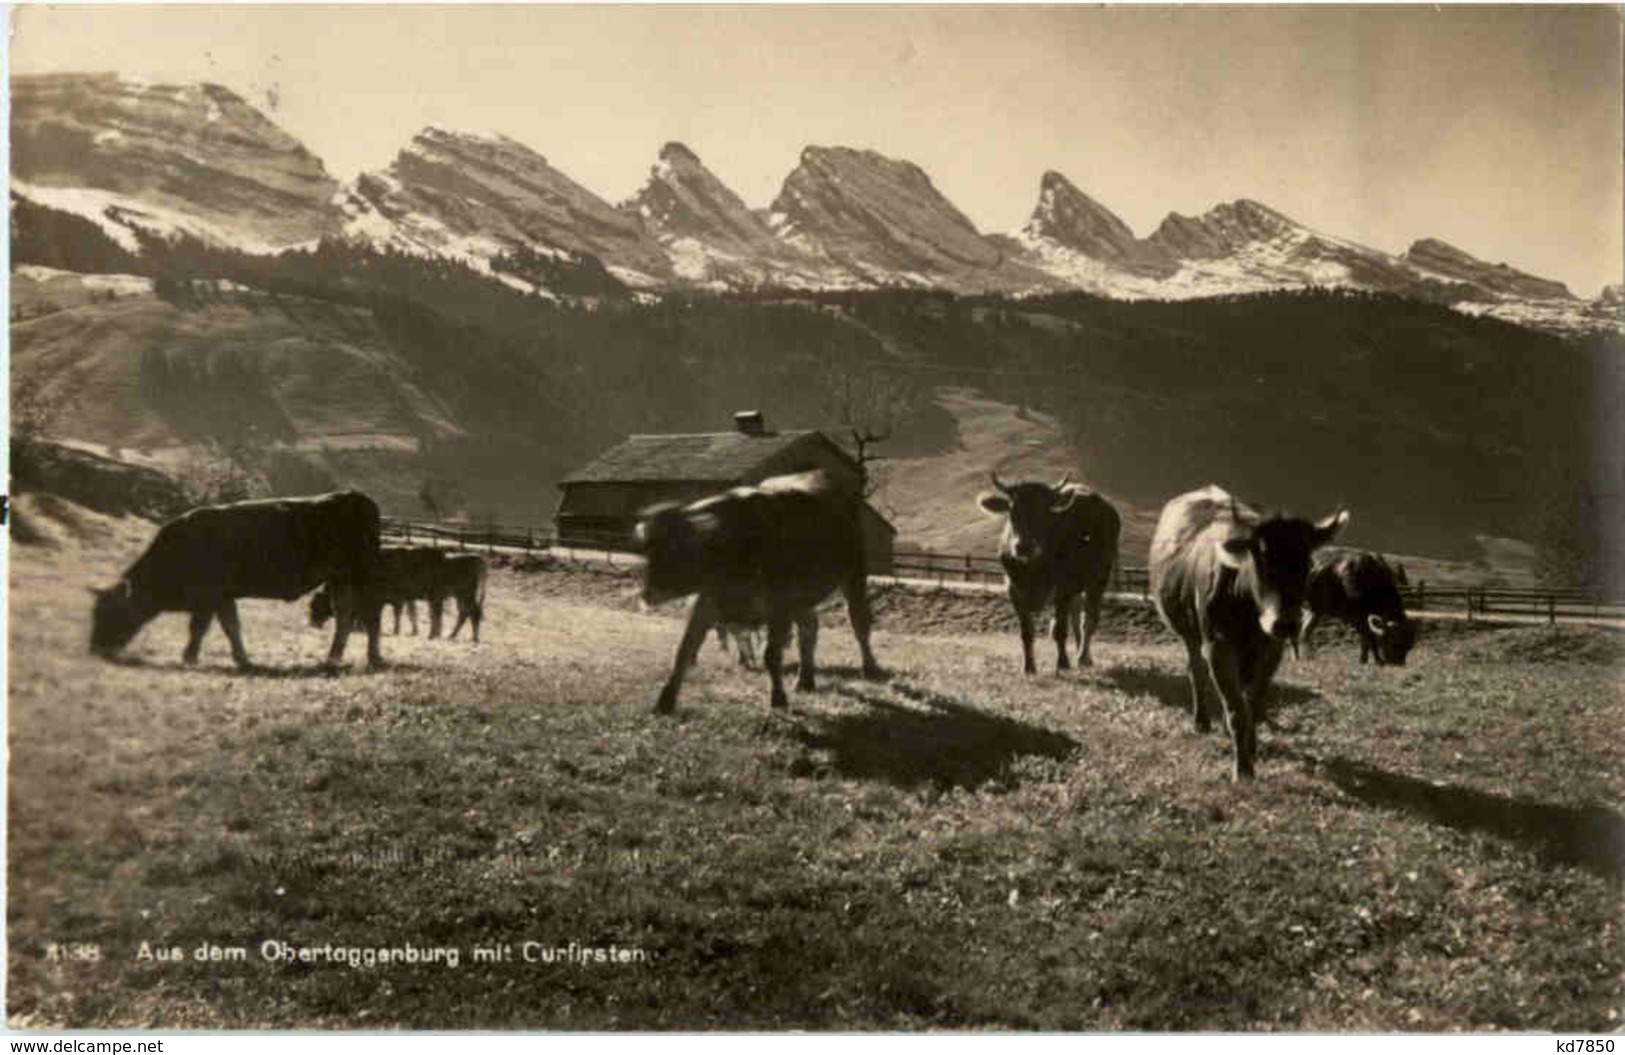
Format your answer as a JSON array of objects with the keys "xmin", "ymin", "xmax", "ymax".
[{"xmin": 560, "ymin": 428, "xmax": 856, "ymax": 485}]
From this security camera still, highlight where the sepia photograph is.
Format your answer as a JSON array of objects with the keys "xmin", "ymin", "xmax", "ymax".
[{"xmin": 6, "ymin": 2, "xmax": 1623, "ymax": 1032}]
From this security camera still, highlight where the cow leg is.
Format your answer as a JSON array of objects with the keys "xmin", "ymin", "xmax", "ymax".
[
  {"xmin": 794, "ymin": 611, "xmax": 820, "ymax": 692},
  {"xmin": 1298, "ymin": 614, "xmax": 1318, "ymax": 658},
  {"xmin": 1017, "ymin": 605, "xmax": 1038, "ymax": 675},
  {"xmin": 1249, "ymin": 641, "xmax": 1285, "ymax": 732},
  {"xmin": 428, "ymin": 594, "xmax": 445, "ymax": 640},
  {"xmin": 406, "ymin": 600, "xmax": 418, "ymax": 636},
  {"xmin": 841, "ymin": 572, "xmax": 882, "ymax": 680},
  {"xmin": 1079, "ymin": 588, "xmax": 1103, "ymax": 667},
  {"xmin": 657, "ymin": 597, "xmax": 715, "ymax": 714},
  {"xmin": 470, "ymin": 594, "xmax": 482, "ymax": 644},
  {"xmin": 763, "ymin": 615, "xmax": 795, "ymax": 710},
  {"xmin": 361, "ymin": 594, "xmax": 385, "ymax": 669},
  {"xmin": 326, "ymin": 585, "xmax": 356, "ymax": 667},
  {"xmin": 388, "ymin": 602, "xmax": 401, "ymax": 635},
  {"xmin": 1203, "ymin": 642, "xmax": 1255, "ymax": 782},
  {"xmin": 1183, "ymin": 641, "xmax": 1214, "ymax": 733},
  {"xmin": 182, "ymin": 610, "xmax": 213, "ymax": 665},
  {"xmin": 1358, "ymin": 629, "xmax": 1373, "ymax": 664},
  {"xmin": 449, "ymin": 597, "xmax": 470, "ymax": 640},
  {"xmin": 1052, "ymin": 594, "xmax": 1074, "ymax": 671},
  {"xmin": 216, "ymin": 600, "xmax": 253, "ymax": 669}
]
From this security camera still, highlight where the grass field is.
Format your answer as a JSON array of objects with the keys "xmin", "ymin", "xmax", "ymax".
[{"xmin": 8, "ymin": 499, "xmax": 1623, "ymax": 1030}]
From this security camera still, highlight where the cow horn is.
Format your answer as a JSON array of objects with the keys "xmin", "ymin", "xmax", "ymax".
[
  {"xmin": 1368, "ymin": 613, "xmax": 1387, "ymax": 634},
  {"xmin": 990, "ymin": 472, "xmax": 1012, "ymax": 494},
  {"xmin": 1053, "ymin": 472, "xmax": 1073, "ymax": 492}
]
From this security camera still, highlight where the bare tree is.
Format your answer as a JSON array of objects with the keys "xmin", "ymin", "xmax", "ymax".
[{"xmin": 817, "ymin": 353, "xmax": 916, "ymax": 499}]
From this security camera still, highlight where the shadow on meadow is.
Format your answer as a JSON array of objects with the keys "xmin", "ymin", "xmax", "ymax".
[
  {"xmin": 1280, "ymin": 748, "xmax": 1625, "ymax": 882},
  {"xmin": 800, "ymin": 676, "xmax": 1079, "ymax": 791},
  {"xmin": 99, "ymin": 654, "xmax": 429, "ymax": 679},
  {"xmin": 1101, "ymin": 662, "xmax": 1322, "ymax": 727}
]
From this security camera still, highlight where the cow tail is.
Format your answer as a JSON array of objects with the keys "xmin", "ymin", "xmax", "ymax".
[{"xmin": 475, "ymin": 562, "xmax": 488, "ymax": 619}]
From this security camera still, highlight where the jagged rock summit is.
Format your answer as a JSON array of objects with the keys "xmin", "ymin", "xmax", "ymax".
[{"xmin": 10, "ymin": 71, "xmax": 340, "ymax": 252}]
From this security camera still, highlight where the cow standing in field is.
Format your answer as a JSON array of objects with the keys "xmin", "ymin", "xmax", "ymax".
[
  {"xmin": 1301, "ymin": 552, "xmax": 1416, "ymax": 665},
  {"xmin": 977, "ymin": 473, "xmax": 1121, "ymax": 673},
  {"xmin": 427, "ymin": 553, "xmax": 487, "ymax": 643},
  {"xmin": 1150, "ymin": 485, "xmax": 1348, "ymax": 781},
  {"xmin": 91, "ymin": 490, "xmax": 384, "ymax": 670},
  {"xmin": 311, "ymin": 550, "xmax": 487, "ymax": 644},
  {"xmin": 309, "ymin": 546, "xmax": 447, "ymax": 635},
  {"xmin": 636, "ymin": 470, "xmax": 881, "ymax": 713}
]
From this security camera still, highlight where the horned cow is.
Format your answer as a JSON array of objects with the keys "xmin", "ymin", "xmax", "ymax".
[
  {"xmin": 1301, "ymin": 551, "xmax": 1416, "ymax": 665},
  {"xmin": 1150, "ymin": 485, "xmax": 1348, "ymax": 781},
  {"xmin": 977, "ymin": 473, "xmax": 1121, "ymax": 673}
]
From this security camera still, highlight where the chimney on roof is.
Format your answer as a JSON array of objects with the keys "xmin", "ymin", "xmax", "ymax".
[{"xmin": 733, "ymin": 410, "xmax": 766, "ymax": 436}]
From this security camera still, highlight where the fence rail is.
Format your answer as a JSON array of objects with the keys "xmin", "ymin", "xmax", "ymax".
[{"xmin": 380, "ymin": 517, "xmax": 1625, "ymax": 625}]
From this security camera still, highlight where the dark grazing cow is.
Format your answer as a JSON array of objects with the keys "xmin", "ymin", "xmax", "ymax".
[
  {"xmin": 427, "ymin": 554, "xmax": 487, "ymax": 643},
  {"xmin": 635, "ymin": 470, "xmax": 881, "ymax": 713},
  {"xmin": 311, "ymin": 550, "xmax": 487, "ymax": 644},
  {"xmin": 1301, "ymin": 552, "xmax": 1416, "ymax": 665},
  {"xmin": 91, "ymin": 490, "xmax": 383, "ymax": 669},
  {"xmin": 1150, "ymin": 485, "xmax": 1348, "ymax": 781},
  {"xmin": 309, "ymin": 546, "xmax": 448, "ymax": 636},
  {"xmin": 977, "ymin": 473, "xmax": 1121, "ymax": 673}
]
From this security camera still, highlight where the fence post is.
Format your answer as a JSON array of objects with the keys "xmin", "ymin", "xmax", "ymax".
[
  {"xmin": 965, "ymin": 554, "xmax": 973, "ymax": 583},
  {"xmin": 1548, "ymin": 594, "xmax": 1556, "ymax": 624},
  {"xmin": 1416, "ymin": 580, "xmax": 1425, "ymax": 612},
  {"xmin": 1466, "ymin": 588, "xmax": 1474, "ymax": 622}
]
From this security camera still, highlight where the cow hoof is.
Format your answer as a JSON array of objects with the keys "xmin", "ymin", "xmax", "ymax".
[
  {"xmin": 770, "ymin": 690, "xmax": 790, "ymax": 710},
  {"xmin": 655, "ymin": 687, "xmax": 679, "ymax": 715},
  {"xmin": 1077, "ymin": 654, "xmax": 1094, "ymax": 668},
  {"xmin": 796, "ymin": 676, "xmax": 816, "ymax": 692},
  {"xmin": 182, "ymin": 651, "xmax": 201, "ymax": 666},
  {"xmin": 861, "ymin": 663, "xmax": 883, "ymax": 681}
]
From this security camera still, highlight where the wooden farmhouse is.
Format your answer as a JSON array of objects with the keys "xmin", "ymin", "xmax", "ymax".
[{"xmin": 553, "ymin": 411, "xmax": 896, "ymax": 571}]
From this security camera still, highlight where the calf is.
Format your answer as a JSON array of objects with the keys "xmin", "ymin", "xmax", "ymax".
[
  {"xmin": 91, "ymin": 490, "xmax": 383, "ymax": 669},
  {"xmin": 1301, "ymin": 552, "xmax": 1416, "ymax": 665},
  {"xmin": 427, "ymin": 554, "xmax": 487, "ymax": 643},
  {"xmin": 1150, "ymin": 485, "xmax": 1348, "ymax": 781},
  {"xmin": 309, "ymin": 546, "xmax": 447, "ymax": 636},
  {"xmin": 636, "ymin": 470, "xmax": 881, "ymax": 713},
  {"xmin": 977, "ymin": 473, "xmax": 1121, "ymax": 672}
]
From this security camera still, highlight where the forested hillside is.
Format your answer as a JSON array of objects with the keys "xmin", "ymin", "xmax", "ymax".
[{"xmin": 13, "ymin": 195, "xmax": 1622, "ymax": 589}]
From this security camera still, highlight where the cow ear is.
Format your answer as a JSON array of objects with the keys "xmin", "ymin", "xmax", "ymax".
[
  {"xmin": 1050, "ymin": 488, "xmax": 1078, "ymax": 514},
  {"xmin": 978, "ymin": 492, "xmax": 1011, "ymax": 516},
  {"xmin": 1312, "ymin": 509, "xmax": 1350, "ymax": 547},
  {"xmin": 1394, "ymin": 562, "xmax": 1409, "ymax": 586},
  {"xmin": 633, "ymin": 521, "xmax": 650, "ymax": 545},
  {"xmin": 1216, "ymin": 536, "xmax": 1251, "ymax": 569},
  {"xmin": 689, "ymin": 511, "xmax": 722, "ymax": 538}
]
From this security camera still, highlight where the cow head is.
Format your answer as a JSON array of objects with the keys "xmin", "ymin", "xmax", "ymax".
[
  {"xmin": 1217, "ymin": 501, "xmax": 1350, "ymax": 641},
  {"xmin": 1366, "ymin": 612, "xmax": 1417, "ymax": 665},
  {"xmin": 635, "ymin": 502, "xmax": 718, "ymax": 607},
  {"xmin": 308, "ymin": 588, "xmax": 335, "ymax": 628},
  {"xmin": 89, "ymin": 580, "xmax": 156, "ymax": 657},
  {"xmin": 977, "ymin": 473, "xmax": 1079, "ymax": 565}
]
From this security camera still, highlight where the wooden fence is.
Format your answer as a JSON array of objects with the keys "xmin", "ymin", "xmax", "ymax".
[{"xmin": 380, "ymin": 517, "xmax": 1625, "ymax": 625}]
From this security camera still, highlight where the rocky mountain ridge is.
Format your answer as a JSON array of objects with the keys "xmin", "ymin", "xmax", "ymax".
[{"xmin": 11, "ymin": 72, "xmax": 1614, "ymax": 333}]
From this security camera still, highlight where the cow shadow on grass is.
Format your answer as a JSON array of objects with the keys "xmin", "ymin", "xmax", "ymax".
[
  {"xmin": 793, "ymin": 677, "xmax": 1079, "ymax": 791},
  {"xmin": 1102, "ymin": 663, "xmax": 1321, "ymax": 729},
  {"xmin": 102, "ymin": 655, "xmax": 424, "ymax": 679},
  {"xmin": 1279, "ymin": 747, "xmax": 1625, "ymax": 882}
]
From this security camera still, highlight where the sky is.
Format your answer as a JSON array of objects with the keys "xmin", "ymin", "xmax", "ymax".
[{"xmin": 9, "ymin": 4, "xmax": 1623, "ymax": 296}]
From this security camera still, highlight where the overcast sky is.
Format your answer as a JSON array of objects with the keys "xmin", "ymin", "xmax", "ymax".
[{"xmin": 10, "ymin": 4, "xmax": 1623, "ymax": 296}]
